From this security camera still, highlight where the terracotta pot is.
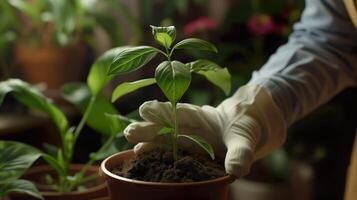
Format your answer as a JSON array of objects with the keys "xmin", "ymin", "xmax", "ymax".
[
  {"xmin": 11, "ymin": 164, "xmax": 108, "ymax": 200},
  {"xmin": 14, "ymin": 43, "xmax": 86, "ymax": 90},
  {"xmin": 100, "ymin": 150, "xmax": 235, "ymax": 200}
]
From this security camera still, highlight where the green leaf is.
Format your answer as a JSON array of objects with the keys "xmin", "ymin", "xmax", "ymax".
[
  {"xmin": 87, "ymin": 47, "xmax": 128, "ymax": 96},
  {"xmin": 61, "ymin": 83, "xmax": 118, "ymax": 135},
  {"xmin": 197, "ymin": 68, "xmax": 231, "ymax": 96},
  {"xmin": 43, "ymin": 143, "xmax": 59, "ymax": 158},
  {"xmin": 91, "ymin": 135, "xmax": 133, "ymax": 161},
  {"xmin": 41, "ymin": 154, "xmax": 66, "ymax": 178},
  {"xmin": 178, "ymin": 135, "xmax": 215, "ymax": 160},
  {"xmin": 63, "ymin": 128, "xmax": 75, "ymax": 159},
  {"xmin": 150, "ymin": 25, "xmax": 176, "ymax": 48},
  {"xmin": 0, "ymin": 141, "xmax": 41, "ymax": 182},
  {"xmin": 48, "ymin": 0, "xmax": 76, "ymax": 46},
  {"xmin": 155, "ymin": 61, "xmax": 191, "ymax": 104},
  {"xmin": 111, "ymin": 78, "xmax": 156, "ymax": 102},
  {"xmin": 8, "ymin": 0, "xmax": 42, "ymax": 23},
  {"xmin": 0, "ymin": 79, "xmax": 69, "ymax": 135},
  {"xmin": 108, "ymin": 46, "xmax": 158, "ymax": 75},
  {"xmin": 0, "ymin": 179, "xmax": 43, "ymax": 199},
  {"xmin": 187, "ymin": 59, "xmax": 221, "ymax": 72},
  {"xmin": 89, "ymin": 113, "xmax": 132, "ymax": 161},
  {"xmin": 172, "ymin": 38, "xmax": 218, "ymax": 53},
  {"xmin": 104, "ymin": 113, "xmax": 132, "ymax": 136},
  {"xmin": 158, "ymin": 127, "xmax": 173, "ymax": 136},
  {"xmin": 187, "ymin": 59, "xmax": 231, "ymax": 95},
  {"xmin": 56, "ymin": 150, "xmax": 66, "ymax": 170}
]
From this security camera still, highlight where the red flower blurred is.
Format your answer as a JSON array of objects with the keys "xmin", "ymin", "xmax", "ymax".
[
  {"xmin": 247, "ymin": 14, "xmax": 277, "ymax": 36},
  {"xmin": 184, "ymin": 17, "xmax": 218, "ymax": 36}
]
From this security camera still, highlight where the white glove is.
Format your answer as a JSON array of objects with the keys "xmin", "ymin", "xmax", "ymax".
[{"xmin": 124, "ymin": 85, "xmax": 287, "ymax": 177}]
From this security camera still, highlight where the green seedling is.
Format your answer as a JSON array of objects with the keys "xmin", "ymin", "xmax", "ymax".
[{"xmin": 107, "ymin": 25, "xmax": 231, "ymax": 161}]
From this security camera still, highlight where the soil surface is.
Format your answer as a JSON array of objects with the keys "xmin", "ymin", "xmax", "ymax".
[{"xmin": 112, "ymin": 149, "xmax": 226, "ymax": 183}]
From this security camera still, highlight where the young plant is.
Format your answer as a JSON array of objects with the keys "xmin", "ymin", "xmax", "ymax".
[
  {"xmin": 107, "ymin": 25, "xmax": 231, "ymax": 161},
  {"xmin": 0, "ymin": 48, "xmax": 134, "ymax": 192},
  {"xmin": 0, "ymin": 141, "xmax": 43, "ymax": 199}
]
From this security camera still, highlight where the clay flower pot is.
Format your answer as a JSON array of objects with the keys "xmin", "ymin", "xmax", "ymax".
[
  {"xmin": 100, "ymin": 150, "xmax": 235, "ymax": 200},
  {"xmin": 11, "ymin": 164, "xmax": 108, "ymax": 200},
  {"xmin": 14, "ymin": 43, "xmax": 86, "ymax": 91}
]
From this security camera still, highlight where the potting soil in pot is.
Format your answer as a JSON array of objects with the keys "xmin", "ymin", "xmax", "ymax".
[{"xmin": 112, "ymin": 148, "xmax": 226, "ymax": 182}]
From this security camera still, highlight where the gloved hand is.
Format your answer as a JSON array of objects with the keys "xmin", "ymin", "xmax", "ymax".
[{"xmin": 124, "ymin": 85, "xmax": 287, "ymax": 177}]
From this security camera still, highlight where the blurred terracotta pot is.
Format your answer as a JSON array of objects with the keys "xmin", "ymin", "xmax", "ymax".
[
  {"xmin": 100, "ymin": 150, "xmax": 235, "ymax": 200},
  {"xmin": 14, "ymin": 43, "xmax": 86, "ymax": 90},
  {"xmin": 11, "ymin": 164, "xmax": 108, "ymax": 200},
  {"xmin": 229, "ymin": 162, "xmax": 314, "ymax": 200}
]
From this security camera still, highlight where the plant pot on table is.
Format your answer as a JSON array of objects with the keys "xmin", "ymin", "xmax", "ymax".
[
  {"xmin": 100, "ymin": 150, "xmax": 235, "ymax": 200},
  {"xmin": 14, "ymin": 42, "xmax": 87, "ymax": 92},
  {"xmin": 10, "ymin": 164, "xmax": 108, "ymax": 200}
]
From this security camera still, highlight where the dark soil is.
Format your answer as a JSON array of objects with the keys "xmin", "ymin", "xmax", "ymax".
[{"xmin": 112, "ymin": 149, "xmax": 226, "ymax": 183}]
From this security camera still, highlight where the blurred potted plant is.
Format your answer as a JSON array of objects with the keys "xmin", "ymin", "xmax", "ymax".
[
  {"xmin": 0, "ymin": 141, "xmax": 43, "ymax": 200},
  {"xmin": 99, "ymin": 25, "xmax": 234, "ymax": 200},
  {"xmin": 0, "ymin": 47, "xmax": 137, "ymax": 200},
  {"xmin": 4, "ymin": 0, "xmax": 140, "ymax": 92}
]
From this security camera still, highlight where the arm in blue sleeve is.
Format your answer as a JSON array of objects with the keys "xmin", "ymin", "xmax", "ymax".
[{"xmin": 248, "ymin": 0, "xmax": 357, "ymax": 126}]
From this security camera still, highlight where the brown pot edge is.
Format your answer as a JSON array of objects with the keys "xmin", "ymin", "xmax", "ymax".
[
  {"xmin": 24, "ymin": 164, "xmax": 107, "ymax": 197},
  {"xmin": 100, "ymin": 149, "xmax": 236, "ymax": 187}
]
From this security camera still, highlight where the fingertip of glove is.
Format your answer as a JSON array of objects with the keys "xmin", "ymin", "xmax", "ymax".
[
  {"xmin": 224, "ymin": 145, "xmax": 254, "ymax": 178},
  {"xmin": 123, "ymin": 122, "xmax": 138, "ymax": 143},
  {"xmin": 139, "ymin": 100, "xmax": 158, "ymax": 112},
  {"xmin": 225, "ymin": 162, "xmax": 251, "ymax": 178},
  {"xmin": 133, "ymin": 143, "xmax": 157, "ymax": 154}
]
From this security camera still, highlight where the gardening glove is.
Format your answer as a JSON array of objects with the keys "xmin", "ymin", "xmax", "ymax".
[{"xmin": 124, "ymin": 85, "xmax": 287, "ymax": 177}]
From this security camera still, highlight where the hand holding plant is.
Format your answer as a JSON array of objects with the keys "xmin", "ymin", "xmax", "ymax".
[{"xmin": 108, "ymin": 26, "xmax": 282, "ymax": 178}]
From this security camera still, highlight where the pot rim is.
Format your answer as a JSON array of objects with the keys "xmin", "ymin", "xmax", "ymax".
[
  {"xmin": 101, "ymin": 150, "xmax": 236, "ymax": 187},
  {"xmin": 24, "ymin": 164, "xmax": 107, "ymax": 196}
]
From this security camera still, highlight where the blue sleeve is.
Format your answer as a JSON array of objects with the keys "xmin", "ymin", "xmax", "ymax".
[{"xmin": 248, "ymin": 0, "xmax": 357, "ymax": 125}]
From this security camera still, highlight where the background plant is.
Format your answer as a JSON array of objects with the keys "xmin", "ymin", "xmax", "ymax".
[
  {"xmin": 3, "ymin": 0, "xmax": 141, "ymax": 48},
  {"xmin": 0, "ymin": 141, "xmax": 43, "ymax": 199},
  {"xmin": 106, "ymin": 25, "xmax": 231, "ymax": 161},
  {"xmin": 0, "ymin": 48, "xmax": 136, "ymax": 192}
]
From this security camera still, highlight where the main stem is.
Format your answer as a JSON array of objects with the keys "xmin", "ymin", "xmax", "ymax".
[
  {"xmin": 60, "ymin": 95, "xmax": 97, "ymax": 191},
  {"xmin": 67, "ymin": 118, "xmax": 117, "ymax": 191},
  {"xmin": 172, "ymin": 103, "xmax": 178, "ymax": 161},
  {"xmin": 74, "ymin": 96, "xmax": 96, "ymax": 139}
]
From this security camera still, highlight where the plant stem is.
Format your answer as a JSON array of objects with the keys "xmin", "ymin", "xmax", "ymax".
[
  {"xmin": 154, "ymin": 47, "xmax": 169, "ymax": 58},
  {"xmin": 172, "ymin": 103, "xmax": 178, "ymax": 161},
  {"xmin": 58, "ymin": 96, "xmax": 96, "ymax": 191},
  {"xmin": 165, "ymin": 48, "xmax": 171, "ymax": 61},
  {"xmin": 68, "ymin": 134, "xmax": 116, "ymax": 191},
  {"xmin": 74, "ymin": 96, "xmax": 96, "ymax": 139}
]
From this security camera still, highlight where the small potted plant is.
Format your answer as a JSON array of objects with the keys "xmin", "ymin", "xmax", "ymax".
[
  {"xmin": 4, "ymin": 0, "xmax": 140, "ymax": 91},
  {"xmin": 100, "ymin": 25, "xmax": 235, "ymax": 200},
  {"xmin": 0, "ymin": 141, "xmax": 43, "ymax": 200},
  {"xmin": 0, "ymin": 47, "xmax": 135, "ymax": 200}
]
